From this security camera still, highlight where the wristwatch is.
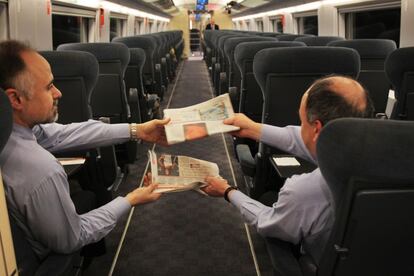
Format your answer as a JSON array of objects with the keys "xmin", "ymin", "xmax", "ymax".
[
  {"xmin": 129, "ymin": 123, "xmax": 138, "ymax": 141},
  {"xmin": 224, "ymin": 186, "xmax": 238, "ymax": 202}
]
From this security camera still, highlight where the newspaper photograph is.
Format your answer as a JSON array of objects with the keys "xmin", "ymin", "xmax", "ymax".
[
  {"xmin": 148, "ymin": 150, "xmax": 219, "ymax": 193},
  {"xmin": 163, "ymin": 93, "xmax": 239, "ymax": 144}
]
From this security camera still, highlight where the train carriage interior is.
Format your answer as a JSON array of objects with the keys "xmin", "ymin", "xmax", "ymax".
[{"xmin": 1, "ymin": 0, "xmax": 414, "ymax": 275}]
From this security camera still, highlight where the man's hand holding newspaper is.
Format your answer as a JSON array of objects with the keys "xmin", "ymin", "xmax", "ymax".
[
  {"xmin": 163, "ymin": 94, "xmax": 240, "ymax": 144},
  {"xmin": 148, "ymin": 151, "xmax": 220, "ymax": 193}
]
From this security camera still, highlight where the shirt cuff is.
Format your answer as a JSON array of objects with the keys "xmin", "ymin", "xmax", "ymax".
[
  {"xmin": 228, "ymin": 190, "xmax": 251, "ymax": 207},
  {"xmin": 107, "ymin": 196, "xmax": 131, "ymax": 219}
]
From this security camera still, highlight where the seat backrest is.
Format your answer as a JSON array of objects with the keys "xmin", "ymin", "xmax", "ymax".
[
  {"xmin": 329, "ymin": 39, "xmax": 397, "ymax": 114},
  {"xmin": 235, "ymin": 41, "xmax": 306, "ymax": 122},
  {"xmin": 40, "ymin": 51, "xmax": 99, "ymax": 124},
  {"xmin": 316, "ymin": 118, "xmax": 414, "ymax": 276},
  {"xmin": 385, "ymin": 47, "xmax": 414, "ymax": 120},
  {"xmin": 294, "ymin": 36, "xmax": 345, "ymax": 46},
  {"xmin": 57, "ymin": 43, "xmax": 130, "ymax": 123},
  {"xmin": 112, "ymin": 35, "xmax": 156, "ymax": 90},
  {"xmin": 254, "ymin": 47, "xmax": 360, "ymax": 129}
]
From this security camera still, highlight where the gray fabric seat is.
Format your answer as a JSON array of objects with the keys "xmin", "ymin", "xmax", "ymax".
[
  {"xmin": 299, "ymin": 118, "xmax": 414, "ymax": 275},
  {"xmin": 40, "ymin": 51, "xmax": 98, "ymax": 124},
  {"xmin": 40, "ymin": 50, "xmax": 119, "ymax": 198},
  {"xmin": 57, "ymin": 43, "xmax": 130, "ymax": 124},
  {"xmin": 385, "ymin": 47, "xmax": 414, "ymax": 119},
  {"xmin": 329, "ymin": 39, "xmax": 397, "ymax": 114},
  {"xmin": 233, "ymin": 41, "xmax": 306, "ymax": 169},
  {"xmin": 57, "ymin": 43, "xmax": 132, "ymax": 184},
  {"xmin": 223, "ymin": 36, "xmax": 277, "ymax": 104},
  {"xmin": 123, "ymin": 47, "xmax": 160, "ymax": 122},
  {"xmin": 240, "ymin": 46, "xmax": 360, "ymax": 199},
  {"xmin": 112, "ymin": 36, "xmax": 160, "ymax": 98}
]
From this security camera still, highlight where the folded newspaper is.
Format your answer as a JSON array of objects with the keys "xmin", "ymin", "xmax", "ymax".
[
  {"xmin": 148, "ymin": 150, "xmax": 219, "ymax": 193},
  {"xmin": 163, "ymin": 93, "xmax": 239, "ymax": 144}
]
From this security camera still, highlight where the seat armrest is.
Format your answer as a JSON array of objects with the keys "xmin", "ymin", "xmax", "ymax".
[{"xmin": 236, "ymin": 144, "xmax": 256, "ymax": 177}]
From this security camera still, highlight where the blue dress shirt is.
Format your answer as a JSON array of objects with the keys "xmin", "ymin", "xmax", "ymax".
[
  {"xmin": 0, "ymin": 120, "xmax": 132, "ymax": 259},
  {"xmin": 229, "ymin": 125, "xmax": 334, "ymax": 263}
]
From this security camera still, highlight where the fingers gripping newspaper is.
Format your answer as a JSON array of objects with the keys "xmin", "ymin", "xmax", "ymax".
[
  {"xmin": 148, "ymin": 151, "xmax": 219, "ymax": 193},
  {"xmin": 163, "ymin": 93, "xmax": 239, "ymax": 144}
]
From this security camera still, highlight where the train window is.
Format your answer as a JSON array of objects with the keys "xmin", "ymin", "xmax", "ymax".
[
  {"xmin": 52, "ymin": 4, "xmax": 95, "ymax": 49},
  {"xmin": 344, "ymin": 8, "xmax": 400, "ymax": 46},
  {"xmin": 297, "ymin": 16, "xmax": 318, "ymax": 35},
  {"xmin": 255, "ymin": 19, "xmax": 263, "ymax": 32},
  {"xmin": 135, "ymin": 19, "xmax": 142, "ymax": 35},
  {"xmin": 110, "ymin": 13, "xmax": 127, "ymax": 40},
  {"xmin": 52, "ymin": 15, "xmax": 82, "ymax": 49},
  {"xmin": 245, "ymin": 20, "xmax": 250, "ymax": 31},
  {"xmin": 0, "ymin": 3, "xmax": 8, "ymax": 40},
  {"xmin": 270, "ymin": 16, "xmax": 283, "ymax": 33}
]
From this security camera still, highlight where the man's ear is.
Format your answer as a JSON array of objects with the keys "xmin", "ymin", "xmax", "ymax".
[
  {"xmin": 5, "ymin": 88, "xmax": 24, "ymax": 110},
  {"xmin": 312, "ymin": 120, "xmax": 323, "ymax": 142}
]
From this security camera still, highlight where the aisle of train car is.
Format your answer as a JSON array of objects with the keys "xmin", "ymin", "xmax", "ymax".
[{"xmin": 83, "ymin": 58, "xmax": 273, "ymax": 275}]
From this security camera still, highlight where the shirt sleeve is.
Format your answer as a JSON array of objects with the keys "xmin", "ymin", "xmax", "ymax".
[
  {"xmin": 33, "ymin": 120, "xmax": 130, "ymax": 153},
  {"xmin": 229, "ymin": 182, "xmax": 313, "ymax": 244},
  {"xmin": 260, "ymin": 124, "xmax": 314, "ymax": 163},
  {"xmin": 25, "ymin": 170, "xmax": 131, "ymax": 254}
]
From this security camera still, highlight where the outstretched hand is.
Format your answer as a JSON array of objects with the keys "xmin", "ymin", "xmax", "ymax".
[
  {"xmin": 137, "ymin": 118, "xmax": 171, "ymax": 146},
  {"xmin": 126, "ymin": 183, "xmax": 161, "ymax": 206},
  {"xmin": 201, "ymin": 176, "xmax": 231, "ymax": 197},
  {"xmin": 224, "ymin": 113, "xmax": 262, "ymax": 140}
]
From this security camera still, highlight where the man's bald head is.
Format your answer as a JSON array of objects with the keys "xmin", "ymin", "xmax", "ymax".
[{"xmin": 305, "ymin": 75, "xmax": 374, "ymax": 125}]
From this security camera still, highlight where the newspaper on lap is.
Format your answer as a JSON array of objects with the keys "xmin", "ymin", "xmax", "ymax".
[
  {"xmin": 163, "ymin": 93, "xmax": 239, "ymax": 144},
  {"xmin": 148, "ymin": 150, "xmax": 219, "ymax": 193}
]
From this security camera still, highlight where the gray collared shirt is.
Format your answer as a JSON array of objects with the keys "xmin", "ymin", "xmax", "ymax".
[
  {"xmin": 229, "ymin": 125, "xmax": 333, "ymax": 263},
  {"xmin": 0, "ymin": 120, "xmax": 132, "ymax": 259}
]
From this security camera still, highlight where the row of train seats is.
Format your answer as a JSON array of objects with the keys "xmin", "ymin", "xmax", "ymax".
[
  {"xmin": 202, "ymin": 30, "xmax": 414, "ymax": 275},
  {"xmin": 1, "ymin": 31, "xmax": 183, "ymax": 275}
]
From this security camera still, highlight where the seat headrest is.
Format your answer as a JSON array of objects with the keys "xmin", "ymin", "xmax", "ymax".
[
  {"xmin": 385, "ymin": 47, "xmax": 414, "ymax": 89},
  {"xmin": 277, "ymin": 34, "xmax": 315, "ymax": 41},
  {"xmin": 294, "ymin": 36, "xmax": 345, "ymax": 46},
  {"xmin": 328, "ymin": 39, "xmax": 397, "ymax": 58},
  {"xmin": 223, "ymin": 36, "xmax": 277, "ymax": 59},
  {"xmin": 234, "ymin": 41, "xmax": 306, "ymax": 75},
  {"xmin": 112, "ymin": 36, "xmax": 156, "ymax": 55},
  {"xmin": 40, "ymin": 50, "xmax": 99, "ymax": 95},
  {"xmin": 57, "ymin": 42, "xmax": 130, "ymax": 73},
  {"xmin": 253, "ymin": 47, "xmax": 360, "ymax": 91},
  {"xmin": 317, "ymin": 118, "xmax": 414, "ymax": 205},
  {"xmin": 0, "ymin": 88, "xmax": 13, "ymax": 153}
]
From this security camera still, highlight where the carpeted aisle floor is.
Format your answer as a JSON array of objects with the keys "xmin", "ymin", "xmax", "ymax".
[{"xmin": 85, "ymin": 59, "xmax": 273, "ymax": 276}]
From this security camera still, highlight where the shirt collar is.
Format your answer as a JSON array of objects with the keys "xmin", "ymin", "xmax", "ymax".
[{"xmin": 12, "ymin": 123, "xmax": 36, "ymax": 141}]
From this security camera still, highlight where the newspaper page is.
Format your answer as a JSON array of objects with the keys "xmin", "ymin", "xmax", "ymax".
[
  {"xmin": 163, "ymin": 93, "xmax": 239, "ymax": 144},
  {"xmin": 148, "ymin": 151, "xmax": 219, "ymax": 193}
]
